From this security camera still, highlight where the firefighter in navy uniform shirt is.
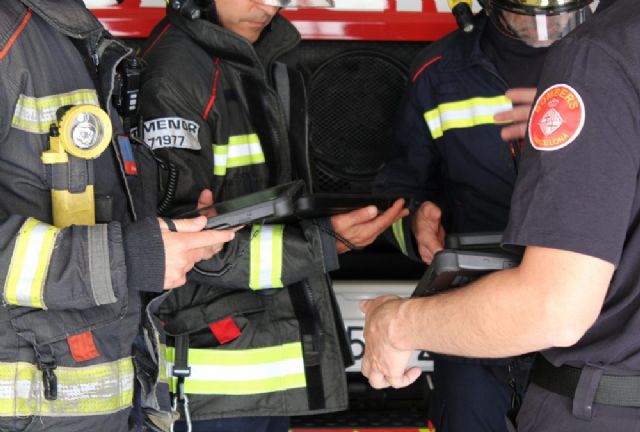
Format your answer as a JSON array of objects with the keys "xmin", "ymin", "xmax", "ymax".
[
  {"xmin": 374, "ymin": 0, "xmax": 594, "ymax": 430},
  {"xmin": 361, "ymin": 0, "xmax": 640, "ymax": 431}
]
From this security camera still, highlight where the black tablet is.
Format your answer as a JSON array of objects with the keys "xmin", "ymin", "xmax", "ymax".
[
  {"xmin": 294, "ymin": 193, "xmax": 411, "ymax": 219},
  {"xmin": 411, "ymin": 248, "xmax": 522, "ymax": 297},
  {"xmin": 184, "ymin": 181, "xmax": 304, "ymax": 229}
]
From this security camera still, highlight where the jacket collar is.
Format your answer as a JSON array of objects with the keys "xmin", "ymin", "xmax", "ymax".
[
  {"xmin": 437, "ymin": 14, "xmax": 494, "ymax": 73},
  {"xmin": 167, "ymin": 8, "xmax": 300, "ymax": 75},
  {"xmin": 21, "ymin": 0, "xmax": 104, "ymax": 39}
]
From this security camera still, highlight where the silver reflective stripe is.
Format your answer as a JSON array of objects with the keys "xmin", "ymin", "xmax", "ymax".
[
  {"xmin": 249, "ymin": 225, "xmax": 284, "ymax": 290},
  {"xmin": 424, "ymin": 96, "xmax": 513, "ymax": 139},
  {"xmin": 4, "ymin": 218, "xmax": 59, "ymax": 309},
  {"xmin": 88, "ymin": 224, "xmax": 116, "ymax": 305},
  {"xmin": 12, "ymin": 90, "xmax": 100, "ymax": 134},
  {"xmin": 213, "ymin": 134, "xmax": 266, "ymax": 176},
  {"xmin": 0, "ymin": 358, "xmax": 134, "ymax": 417},
  {"xmin": 164, "ymin": 343, "xmax": 306, "ymax": 395}
]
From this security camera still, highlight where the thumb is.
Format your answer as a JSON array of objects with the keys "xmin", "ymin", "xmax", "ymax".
[
  {"xmin": 171, "ymin": 215, "xmax": 208, "ymax": 232},
  {"xmin": 359, "ymin": 299, "xmax": 371, "ymax": 314},
  {"xmin": 348, "ymin": 206, "xmax": 378, "ymax": 225},
  {"xmin": 198, "ymin": 189, "xmax": 214, "ymax": 209}
]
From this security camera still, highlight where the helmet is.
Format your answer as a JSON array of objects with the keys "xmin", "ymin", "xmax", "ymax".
[
  {"xmin": 484, "ymin": 0, "xmax": 594, "ymax": 47},
  {"xmin": 251, "ymin": 0, "xmax": 335, "ymax": 7}
]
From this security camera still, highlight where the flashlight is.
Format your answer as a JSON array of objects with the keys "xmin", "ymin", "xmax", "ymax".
[{"xmin": 42, "ymin": 105, "xmax": 112, "ymax": 227}]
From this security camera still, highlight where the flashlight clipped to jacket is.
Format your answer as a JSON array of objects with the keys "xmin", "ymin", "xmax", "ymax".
[
  {"xmin": 449, "ymin": 0, "xmax": 475, "ymax": 33},
  {"xmin": 42, "ymin": 105, "xmax": 112, "ymax": 228}
]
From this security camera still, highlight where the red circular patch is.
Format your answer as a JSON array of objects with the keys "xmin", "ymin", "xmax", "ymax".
[{"xmin": 529, "ymin": 84, "xmax": 585, "ymax": 151}]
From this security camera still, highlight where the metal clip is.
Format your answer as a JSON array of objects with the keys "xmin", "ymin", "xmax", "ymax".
[{"xmin": 39, "ymin": 362, "xmax": 58, "ymax": 401}]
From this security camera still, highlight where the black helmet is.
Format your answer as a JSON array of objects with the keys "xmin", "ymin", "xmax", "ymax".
[{"xmin": 484, "ymin": 0, "xmax": 594, "ymax": 47}]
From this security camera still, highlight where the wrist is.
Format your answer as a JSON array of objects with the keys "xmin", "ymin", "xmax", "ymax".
[{"xmin": 388, "ymin": 298, "xmax": 414, "ymax": 351}]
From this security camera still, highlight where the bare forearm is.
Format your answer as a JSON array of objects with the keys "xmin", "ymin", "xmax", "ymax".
[
  {"xmin": 393, "ymin": 268, "xmax": 548, "ymax": 357},
  {"xmin": 390, "ymin": 247, "xmax": 612, "ymax": 358}
]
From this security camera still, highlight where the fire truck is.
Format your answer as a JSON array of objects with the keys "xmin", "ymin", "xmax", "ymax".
[{"xmin": 88, "ymin": 1, "xmax": 480, "ymax": 430}]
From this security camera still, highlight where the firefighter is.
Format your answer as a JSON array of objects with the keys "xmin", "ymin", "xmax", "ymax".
[
  {"xmin": 137, "ymin": 0, "xmax": 408, "ymax": 431},
  {"xmin": 373, "ymin": 0, "xmax": 594, "ymax": 430},
  {"xmin": 361, "ymin": 1, "xmax": 640, "ymax": 432},
  {"xmin": 0, "ymin": 1, "xmax": 236, "ymax": 431}
]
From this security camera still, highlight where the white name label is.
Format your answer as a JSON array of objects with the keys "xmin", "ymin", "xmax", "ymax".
[{"xmin": 138, "ymin": 117, "xmax": 201, "ymax": 150}]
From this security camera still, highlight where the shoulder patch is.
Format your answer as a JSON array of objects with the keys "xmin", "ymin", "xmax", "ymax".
[
  {"xmin": 529, "ymin": 84, "xmax": 585, "ymax": 152},
  {"xmin": 137, "ymin": 117, "xmax": 201, "ymax": 151}
]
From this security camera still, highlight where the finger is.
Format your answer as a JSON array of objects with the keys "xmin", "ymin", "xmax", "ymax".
[
  {"xmin": 418, "ymin": 245, "xmax": 434, "ymax": 265},
  {"xmin": 386, "ymin": 368, "xmax": 422, "ymax": 389},
  {"xmin": 197, "ymin": 189, "xmax": 214, "ymax": 209},
  {"xmin": 500, "ymin": 123, "xmax": 529, "ymax": 142},
  {"xmin": 361, "ymin": 199, "xmax": 406, "ymax": 234},
  {"xmin": 510, "ymin": 104, "xmax": 533, "ymax": 122},
  {"xmin": 368, "ymin": 370, "xmax": 391, "ymax": 389},
  {"xmin": 505, "ymin": 87, "xmax": 537, "ymax": 104},
  {"xmin": 331, "ymin": 206, "xmax": 378, "ymax": 233},
  {"xmin": 170, "ymin": 216, "xmax": 208, "ymax": 232},
  {"xmin": 172, "ymin": 229, "xmax": 236, "ymax": 251},
  {"xmin": 494, "ymin": 109, "xmax": 514, "ymax": 123}
]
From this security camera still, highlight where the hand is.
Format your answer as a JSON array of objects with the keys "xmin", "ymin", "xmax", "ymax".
[
  {"xmin": 159, "ymin": 216, "xmax": 235, "ymax": 289},
  {"xmin": 360, "ymin": 296, "xmax": 421, "ymax": 389},
  {"xmin": 412, "ymin": 201, "xmax": 445, "ymax": 264},
  {"xmin": 494, "ymin": 88, "xmax": 537, "ymax": 142},
  {"xmin": 331, "ymin": 199, "xmax": 409, "ymax": 254}
]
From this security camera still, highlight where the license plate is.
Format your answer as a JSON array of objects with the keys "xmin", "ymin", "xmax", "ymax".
[{"xmin": 333, "ymin": 280, "xmax": 434, "ymax": 373}]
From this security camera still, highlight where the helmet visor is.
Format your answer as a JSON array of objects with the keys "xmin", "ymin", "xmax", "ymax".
[
  {"xmin": 487, "ymin": 1, "xmax": 592, "ymax": 47},
  {"xmin": 252, "ymin": 0, "xmax": 335, "ymax": 8}
]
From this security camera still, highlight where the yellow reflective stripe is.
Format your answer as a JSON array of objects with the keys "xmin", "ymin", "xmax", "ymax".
[
  {"xmin": 0, "ymin": 358, "xmax": 134, "ymax": 417},
  {"xmin": 165, "ymin": 343, "xmax": 306, "ymax": 395},
  {"xmin": 424, "ymin": 95, "xmax": 513, "ymax": 139},
  {"xmin": 158, "ymin": 344, "xmax": 168, "ymax": 384},
  {"xmin": 4, "ymin": 218, "xmax": 59, "ymax": 309},
  {"xmin": 12, "ymin": 90, "xmax": 100, "ymax": 134},
  {"xmin": 392, "ymin": 219, "xmax": 408, "ymax": 256},
  {"xmin": 212, "ymin": 134, "xmax": 266, "ymax": 176},
  {"xmin": 249, "ymin": 225, "xmax": 284, "ymax": 290},
  {"xmin": 172, "ymin": 374, "xmax": 306, "ymax": 396}
]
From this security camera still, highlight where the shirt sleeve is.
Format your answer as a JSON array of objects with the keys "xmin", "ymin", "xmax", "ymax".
[
  {"xmin": 503, "ymin": 37, "xmax": 640, "ymax": 266},
  {"xmin": 373, "ymin": 71, "xmax": 443, "ymax": 260}
]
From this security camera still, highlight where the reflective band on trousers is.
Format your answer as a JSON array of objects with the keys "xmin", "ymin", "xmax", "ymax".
[
  {"xmin": 392, "ymin": 219, "xmax": 408, "ymax": 256},
  {"xmin": 12, "ymin": 89, "xmax": 100, "ymax": 134},
  {"xmin": 212, "ymin": 134, "xmax": 266, "ymax": 176},
  {"xmin": 164, "ymin": 342, "xmax": 306, "ymax": 395},
  {"xmin": 249, "ymin": 225, "xmax": 284, "ymax": 290},
  {"xmin": 4, "ymin": 218, "xmax": 59, "ymax": 309},
  {"xmin": 424, "ymin": 95, "xmax": 512, "ymax": 139},
  {"xmin": 0, "ymin": 358, "xmax": 134, "ymax": 417}
]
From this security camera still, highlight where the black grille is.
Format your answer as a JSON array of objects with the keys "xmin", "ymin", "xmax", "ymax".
[{"xmin": 308, "ymin": 50, "xmax": 408, "ymax": 193}]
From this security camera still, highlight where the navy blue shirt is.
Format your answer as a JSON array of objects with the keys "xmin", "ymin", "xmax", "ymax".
[{"xmin": 504, "ymin": 0, "xmax": 640, "ymax": 372}]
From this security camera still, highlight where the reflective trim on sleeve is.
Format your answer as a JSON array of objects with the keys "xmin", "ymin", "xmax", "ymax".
[
  {"xmin": 424, "ymin": 95, "xmax": 512, "ymax": 139},
  {"xmin": 165, "ymin": 342, "xmax": 306, "ymax": 396},
  {"xmin": 4, "ymin": 218, "xmax": 60, "ymax": 309},
  {"xmin": 212, "ymin": 134, "xmax": 266, "ymax": 176},
  {"xmin": 0, "ymin": 357, "xmax": 134, "ymax": 417},
  {"xmin": 392, "ymin": 219, "xmax": 408, "ymax": 256},
  {"xmin": 12, "ymin": 90, "xmax": 100, "ymax": 134},
  {"xmin": 249, "ymin": 225, "xmax": 284, "ymax": 290},
  {"xmin": 158, "ymin": 343, "xmax": 168, "ymax": 384}
]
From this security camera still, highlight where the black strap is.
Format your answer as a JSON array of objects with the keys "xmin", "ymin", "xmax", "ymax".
[
  {"xmin": 172, "ymin": 334, "xmax": 191, "ymax": 403},
  {"xmin": 531, "ymin": 355, "xmax": 640, "ymax": 407},
  {"xmin": 161, "ymin": 216, "xmax": 177, "ymax": 232},
  {"xmin": 277, "ymin": 65, "xmax": 314, "ymax": 190},
  {"xmin": 288, "ymin": 281, "xmax": 325, "ymax": 411}
]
